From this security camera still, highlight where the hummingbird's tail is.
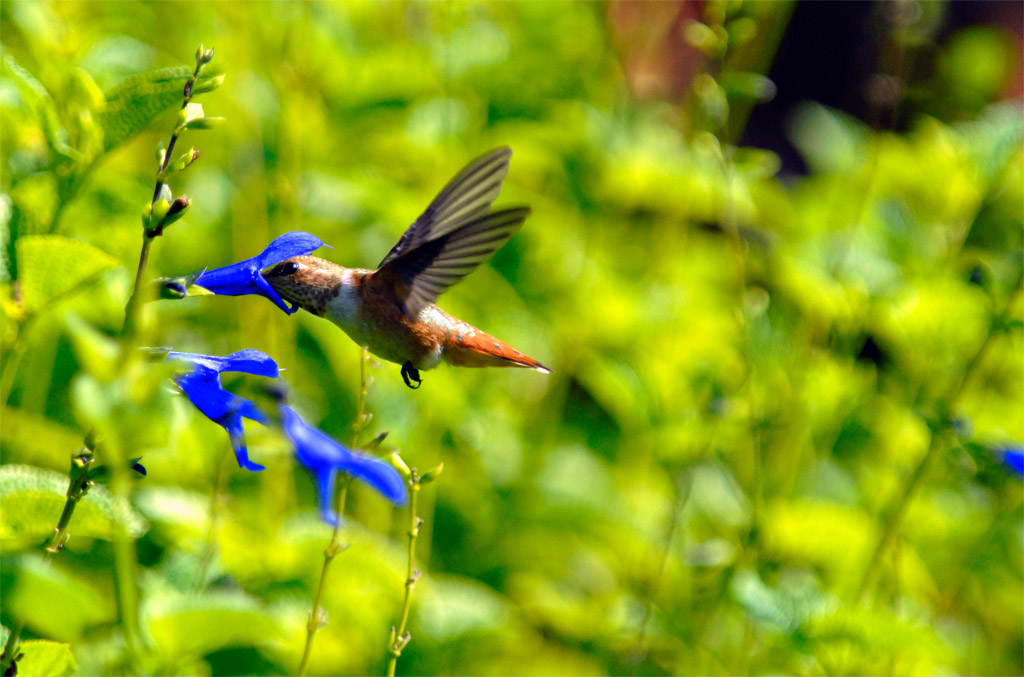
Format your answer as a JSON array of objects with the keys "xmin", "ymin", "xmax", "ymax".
[{"xmin": 442, "ymin": 327, "xmax": 551, "ymax": 373}]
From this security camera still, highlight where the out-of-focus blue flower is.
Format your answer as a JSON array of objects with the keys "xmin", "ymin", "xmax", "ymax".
[
  {"xmin": 997, "ymin": 445, "xmax": 1024, "ymax": 477},
  {"xmin": 280, "ymin": 405, "xmax": 407, "ymax": 525},
  {"xmin": 168, "ymin": 350, "xmax": 280, "ymax": 471},
  {"xmin": 192, "ymin": 232, "xmax": 328, "ymax": 314}
]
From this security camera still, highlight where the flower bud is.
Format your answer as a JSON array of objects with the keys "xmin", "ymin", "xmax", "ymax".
[
  {"xmin": 160, "ymin": 277, "xmax": 189, "ymax": 299},
  {"xmin": 157, "ymin": 269, "xmax": 211, "ymax": 299},
  {"xmin": 86, "ymin": 458, "xmax": 147, "ymax": 484},
  {"xmin": 186, "ymin": 116, "xmax": 226, "ymax": 130},
  {"xmin": 362, "ymin": 431, "xmax": 389, "ymax": 452},
  {"xmin": 192, "ymin": 73, "xmax": 225, "ymax": 95},
  {"xmin": 155, "ymin": 196, "xmax": 191, "ymax": 232},
  {"xmin": 178, "ymin": 102, "xmax": 205, "ymax": 129},
  {"xmin": 170, "ymin": 148, "xmax": 201, "ymax": 173},
  {"xmin": 151, "ymin": 197, "xmax": 171, "ymax": 222},
  {"xmin": 419, "ymin": 462, "xmax": 444, "ymax": 485},
  {"xmin": 389, "ymin": 453, "xmax": 412, "ymax": 480}
]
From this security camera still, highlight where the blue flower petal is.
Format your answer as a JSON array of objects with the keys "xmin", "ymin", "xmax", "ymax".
[
  {"xmin": 168, "ymin": 350, "xmax": 278, "ymax": 472},
  {"xmin": 256, "ymin": 231, "xmax": 329, "ymax": 269},
  {"xmin": 998, "ymin": 445, "xmax": 1024, "ymax": 477},
  {"xmin": 342, "ymin": 452, "xmax": 409, "ymax": 505},
  {"xmin": 281, "ymin": 406, "xmax": 407, "ymax": 521},
  {"xmin": 315, "ymin": 467, "xmax": 340, "ymax": 526},
  {"xmin": 254, "ymin": 274, "xmax": 294, "ymax": 315},
  {"xmin": 192, "ymin": 232, "xmax": 326, "ymax": 315},
  {"xmin": 173, "ymin": 372, "xmax": 237, "ymax": 421},
  {"xmin": 224, "ymin": 414, "xmax": 266, "ymax": 472},
  {"xmin": 167, "ymin": 349, "xmax": 280, "ymax": 378}
]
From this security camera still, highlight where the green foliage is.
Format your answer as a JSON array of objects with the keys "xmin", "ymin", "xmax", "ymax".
[
  {"xmin": 14, "ymin": 640, "xmax": 78, "ymax": 677},
  {"xmin": 144, "ymin": 591, "xmax": 283, "ymax": 665},
  {"xmin": 5, "ymin": 554, "xmax": 115, "ymax": 642},
  {"xmin": 16, "ymin": 235, "xmax": 119, "ymax": 314},
  {"xmin": 0, "ymin": 465, "xmax": 147, "ymax": 547},
  {"xmin": 1, "ymin": 1, "xmax": 1022, "ymax": 675},
  {"xmin": 99, "ymin": 66, "xmax": 220, "ymax": 150}
]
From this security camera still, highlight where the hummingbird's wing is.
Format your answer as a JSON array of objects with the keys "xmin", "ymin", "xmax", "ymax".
[
  {"xmin": 377, "ymin": 147, "xmax": 513, "ymax": 269},
  {"xmin": 373, "ymin": 206, "xmax": 531, "ymax": 320}
]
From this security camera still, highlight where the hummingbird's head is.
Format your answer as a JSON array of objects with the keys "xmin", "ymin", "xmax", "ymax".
[{"xmin": 264, "ymin": 255, "xmax": 340, "ymax": 316}]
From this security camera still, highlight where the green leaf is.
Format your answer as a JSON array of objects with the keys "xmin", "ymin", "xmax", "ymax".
[
  {"xmin": 134, "ymin": 486, "xmax": 209, "ymax": 545},
  {"xmin": 2, "ymin": 53, "xmax": 77, "ymax": 164},
  {"xmin": 145, "ymin": 592, "xmax": 283, "ymax": 659},
  {"xmin": 97, "ymin": 66, "xmax": 220, "ymax": 150},
  {"xmin": 7, "ymin": 554, "xmax": 115, "ymax": 642},
  {"xmin": 0, "ymin": 465, "xmax": 147, "ymax": 549},
  {"xmin": 16, "ymin": 235, "xmax": 119, "ymax": 314},
  {"xmin": 803, "ymin": 604, "xmax": 950, "ymax": 674},
  {"xmin": 13, "ymin": 640, "xmax": 77, "ymax": 677},
  {"xmin": 417, "ymin": 576, "xmax": 511, "ymax": 641},
  {"xmin": 763, "ymin": 499, "xmax": 875, "ymax": 582},
  {"xmin": 0, "ymin": 409, "xmax": 83, "ymax": 469},
  {"xmin": 63, "ymin": 311, "xmax": 120, "ymax": 380}
]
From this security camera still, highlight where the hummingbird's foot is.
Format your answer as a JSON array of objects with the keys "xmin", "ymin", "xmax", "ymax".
[{"xmin": 401, "ymin": 362, "xmax": 422, "ymax": 389}]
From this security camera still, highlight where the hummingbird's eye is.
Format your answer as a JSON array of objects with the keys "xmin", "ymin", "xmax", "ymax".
[{"xmin": 273, "ymin": 261, "xmax": 300, "ymax": 277}]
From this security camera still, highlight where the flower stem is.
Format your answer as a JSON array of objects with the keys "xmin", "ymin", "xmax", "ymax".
[
  {"xmin": 194, "ymin": 450, "xmax": 231, "ymax": 593},
  {"xmin": 386, "ymin": 471, "xmax": 422, "ymax": 677},
  {"xmin": 296, "ymin": 347, "xmax": 373, "ymax": 676},
  {"xmin": 0, "ymin": 446, "xmax": 94, "ymax": 674},
  {"xmin": 121, "ymin": 52, "xmax": 207, "ymax": 337},
  {"xmin": 352, "ymin": 346, "xmax": 373, "ymax": 447},
  {"xmin": 297, "ymin": 477, "xmax": 351, "ymax": 677},
  {"xmin": 121, "ymin": 235, "xmax": 154, "ymax": 337}
]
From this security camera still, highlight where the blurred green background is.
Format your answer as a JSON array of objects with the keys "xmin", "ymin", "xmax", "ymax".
[{"xmin": 1, "ymin": 1, "xmax": 1022, "ymax": 675}]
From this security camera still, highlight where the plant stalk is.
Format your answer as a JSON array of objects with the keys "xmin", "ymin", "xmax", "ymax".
[
  {"xmin": 0, "ymin": 447, "xmax": 93, "ymax": 674},
  {"xmin": 296, "ymin": 347, "xmax": 373, "ymax": 675},
  {"xmin": 386, "ymin": 472, "xmax": 421, "ymax": 677},
  {"xmin": 121, "ymin": 235, "xmax": 154, "ymax": 337},
  {"xmin": 297, "ymin": 477, "xmax": 351, "ymax": 677},
  {"xmin": 194, "ymin": 450, "xmax": 231, "ymax": 593},
  {"xmin": 120, "ymin": 54, "xmax": 206, "ymax": 337}
]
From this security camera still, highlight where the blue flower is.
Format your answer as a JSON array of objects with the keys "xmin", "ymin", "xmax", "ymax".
[
  {"xmin": 168, "ymin": 350, "xmax": 280, "ymax": 471},
  {"xmin": 997, "ymin": 445, "xmax": 1024, "ymax": 477},
  {"xmin": 280, "ymin": 405, "xmax": 407, "ymax": 525},
  {"xmin": 192, "ymin": 232, "xmax": 329, "ymax": 314}
]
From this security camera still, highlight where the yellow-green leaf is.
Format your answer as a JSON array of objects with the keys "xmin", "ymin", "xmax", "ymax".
[
  {"xmin": 13, "ymin": 640, "xmax": 77, "ymax": 677},
  {"xmin": 7, "ymin": 554, "xmax": 115, "ymax": 642},
  {"xmin": 0, "ymin": 465, "xmax": 147, "ymax": 549},
  {"xmin": 16, "ymin": 235, "xmax": 119, "ymax": 314}
]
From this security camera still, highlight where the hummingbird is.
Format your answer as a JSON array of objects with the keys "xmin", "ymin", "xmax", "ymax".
[{"xmin": 264, "ymin": 147, "xmax": 550, "ymax": 389}]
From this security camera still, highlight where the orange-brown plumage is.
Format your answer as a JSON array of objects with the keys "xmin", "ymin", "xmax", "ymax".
[{"xmin": 264, "ymin": 147, "xmax": 550, "ymax": 387}]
